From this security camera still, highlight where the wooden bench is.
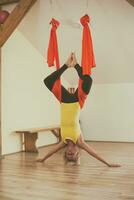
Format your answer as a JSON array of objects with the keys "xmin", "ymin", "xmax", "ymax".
[{"xmin": 14, "ymin": 125, "xmax": 61, "ymax": 153}]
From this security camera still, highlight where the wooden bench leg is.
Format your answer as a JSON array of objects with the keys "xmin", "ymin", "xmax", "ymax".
[
  {"xmin": 24, "ymin": 132, "xmax": 38, "ymax": 153},
  {"xmin": 51, "ymin": 128, "xmax": 61, "ymax": 142}
]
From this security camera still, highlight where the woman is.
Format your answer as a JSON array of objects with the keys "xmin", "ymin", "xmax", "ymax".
[{"xmin": 36, "ymin": 53, "xmax": 121, "ymax": 167}]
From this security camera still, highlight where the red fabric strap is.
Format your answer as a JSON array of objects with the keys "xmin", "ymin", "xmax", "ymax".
[
  {"xmin": 47, "ymin": 18, "xmax": 61, "ymax": 102},
  {"xmin": 46, "ymin": 16, "xmax": 96, "ymax": 106},
  {"xmin": 78, "ymin": 79, "xmax": 87, "ymax": 108},
  {"xmin": 47, "ymin": 18, "xmax": 60, "ymax": 69},
  {"xmin": 80, "ymin": 14, "xmax": 96, "ymax": 75},
  {"xmin": 78, "ymin": 15, "xmax": 96, "ymax": 108}
]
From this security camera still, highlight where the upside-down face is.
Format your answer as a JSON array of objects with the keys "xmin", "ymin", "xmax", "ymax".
[{"xmin": 65, "ymin": 140, "xmax": 79, "ymax": 162}]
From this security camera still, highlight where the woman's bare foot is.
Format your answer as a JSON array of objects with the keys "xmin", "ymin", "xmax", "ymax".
[
  {"xmin": 70, "ymin": 52, "xmax": 77, "ymax": 67},
  {"xmin": 65, "ymin": 53, "xmax": 73, "ymax": 67}
]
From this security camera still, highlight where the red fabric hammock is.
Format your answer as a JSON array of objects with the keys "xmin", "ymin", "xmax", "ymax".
[
  {"xmin": 47, "ymin": 15, "xmax": 96, "ymax": 107},
  {"xmin": 80, "ymin": 14, "xmax": 96, "ymax": 75},
  {"xmin": 47, "ymin": 18, "xmax": 61, "ymax": 101},
  {"xmin": 47, "ymin": 18, "xmax": 60, "ymax": 69},
  {"xmin": 78, "ymin": 14, "xmax": 96, "ymax": 108}
]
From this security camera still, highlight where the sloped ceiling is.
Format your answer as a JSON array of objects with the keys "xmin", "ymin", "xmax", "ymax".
[
  {"xmin": 4, "ymin": 0, "xmax": 134, "ymax": 84},
  {"xmin": 126, "ymin": 0, "xmax": 134, "ymax": 7}
]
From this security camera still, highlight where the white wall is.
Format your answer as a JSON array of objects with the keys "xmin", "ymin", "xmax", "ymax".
[
  {"xmin": 2, "ymin": 30, "xmax": 60, "ymax": 155},
  {"xmin": 81, "ymin": 83, "xmax": 134, "ymax": 142}
]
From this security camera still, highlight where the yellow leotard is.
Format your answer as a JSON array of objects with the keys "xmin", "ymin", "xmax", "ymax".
[{"xmin": 61, "ymin": 102, "xmax": 81, "ymax": 144}]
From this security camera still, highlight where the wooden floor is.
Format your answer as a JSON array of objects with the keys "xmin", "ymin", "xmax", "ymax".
[{"xmin": 0, "ymin": 142, "xmax": 134, "ymax": 200}]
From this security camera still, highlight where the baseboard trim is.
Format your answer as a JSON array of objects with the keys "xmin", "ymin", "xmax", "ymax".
[
  {"xmin": 2, "ymin": 142, "xmax": 58, "ymax": 157},
  {"xmin": 2, "ymin": 140, "xmax": 134, "ymax": 157},
  {"xmin": 85, "ymin": 140, "xmax": 134, "ymax": 144}
]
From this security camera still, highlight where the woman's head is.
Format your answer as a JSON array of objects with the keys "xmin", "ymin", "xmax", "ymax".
[{"xmin": 64, "ymin": 140, "xmax": 80, "ymax": 164}]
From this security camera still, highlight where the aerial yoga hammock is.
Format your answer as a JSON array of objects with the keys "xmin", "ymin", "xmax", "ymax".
[
  {"xmin": 47, "ymin": 14, "xmax": 96, "ymax": 107},
  {"xmin": 46, "ymin": 14, "xmax": 95, "ymax": 145},
  {"xmin": 36, "ymin": 14, "xmax": 121, "ymax": 167}
]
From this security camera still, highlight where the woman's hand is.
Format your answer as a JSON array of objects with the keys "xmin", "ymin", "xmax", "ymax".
[
  {"xmin": 36, "ymin": 158, "xmax": 45, "ymax": 162},
  {"xmin": 107, "ymin": 163, "xmax": 121, "ymax": 167}
]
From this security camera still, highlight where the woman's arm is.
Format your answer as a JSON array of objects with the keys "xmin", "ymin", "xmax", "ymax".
[
  {"xmin": 36, "ymin": 141, "xmax": 65, "ymax": 162},
  {"xmin": 77, "ymin": 136, "xmax": 121, "ymax": 167}
]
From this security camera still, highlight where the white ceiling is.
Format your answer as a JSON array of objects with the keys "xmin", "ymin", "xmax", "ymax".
[{"xmin": 4, "ymin": 0, "xmax": 134, "ymax": 84}]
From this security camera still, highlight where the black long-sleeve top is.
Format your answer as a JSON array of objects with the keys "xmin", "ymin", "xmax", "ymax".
[{"xmin": 44, "ymin": 64, "xmax": 92, "ymax": 108}]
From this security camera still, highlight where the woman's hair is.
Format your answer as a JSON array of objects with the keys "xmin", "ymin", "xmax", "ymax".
[{"xmin": 64, "ymin": 151, "xmax": 80, "ymax": 165}]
